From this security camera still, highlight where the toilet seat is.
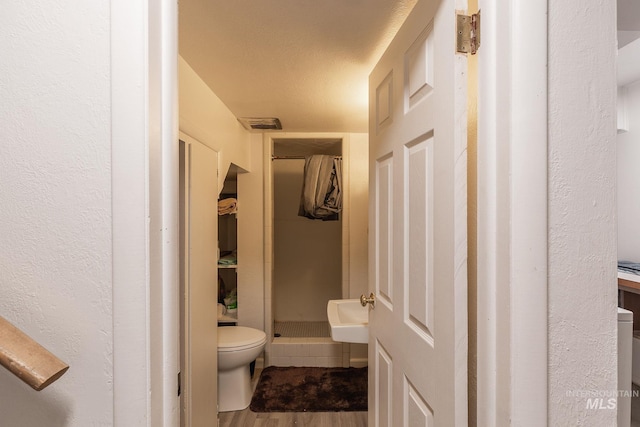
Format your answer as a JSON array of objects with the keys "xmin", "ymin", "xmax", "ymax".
[{"xmin": 218, "ymin": 326, "xmax": 266, "ymax": 352}]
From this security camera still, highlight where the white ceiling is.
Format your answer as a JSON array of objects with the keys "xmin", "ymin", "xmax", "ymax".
[
  {"xmin": 179, "ymin": 0, "xmax": 417, "ymax": 133},
  {"xmin": 179, "ymin": 1, "xmax": 640, "ymax": 133}
]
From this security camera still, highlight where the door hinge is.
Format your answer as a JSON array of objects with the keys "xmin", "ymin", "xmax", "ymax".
[{"xmin": 456, "ymin": 10, "xmax": 481, "ymax": 55}]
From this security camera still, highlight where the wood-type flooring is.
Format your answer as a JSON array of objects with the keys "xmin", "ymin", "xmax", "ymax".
[
  {"xmin": 219, "ymin": 409, "xmax": 368, "ymax": 427},
  {"xmin": 218, "ymin": 368, "xmax": 368, "ymax": 426}
]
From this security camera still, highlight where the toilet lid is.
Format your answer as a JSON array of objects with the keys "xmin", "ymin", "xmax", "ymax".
[{"xmin": 218, "ymin": 326, "xmax": 266, "ymax": 351}]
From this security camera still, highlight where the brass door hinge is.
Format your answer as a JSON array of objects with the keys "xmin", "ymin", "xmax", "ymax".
[{"xmin": 456, "ymin": 10, "xmax": 481, "ymax": 55}]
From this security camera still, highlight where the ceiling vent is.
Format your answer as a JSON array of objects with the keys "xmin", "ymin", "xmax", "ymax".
[{"xmin": 237, "ymin": 117, "xmax": 282, "ymax": 131}]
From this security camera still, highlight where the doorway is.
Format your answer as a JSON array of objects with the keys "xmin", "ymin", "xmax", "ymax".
[
  {"xmin": 262, "ymin": 133, "xmax": 370, "ymax": 368},
  {"xmin": 268, "ymin": 137, "xmax": 346, "ymax": 367},
  {"xmin": 272, "ymin": 138, "xmax": 343, "ymax": 339}
]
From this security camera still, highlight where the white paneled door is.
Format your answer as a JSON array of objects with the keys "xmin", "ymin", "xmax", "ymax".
[{"xmin": 368, "ymin": 0, "xmax": 468, "ymax": 425}]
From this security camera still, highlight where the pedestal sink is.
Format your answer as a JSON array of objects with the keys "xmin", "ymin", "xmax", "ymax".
[{"xmin": 327, "ymin": 299, "xmax": 369, "ymax": 344}]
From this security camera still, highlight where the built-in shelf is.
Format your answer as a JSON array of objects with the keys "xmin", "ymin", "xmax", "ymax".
[
  {"xmin": 619, "ymin": 271, "xmax": 640, "ymax": 294},
  {"xmin": 218, "ymin": 312, "xmax": 237, "ymax": 323},
  {"xmin": 218, "ymin": 189, "xmax": 238, "ymax": 315},
  {"xmin": 618, "ymin": 272, "xmax": 640, "ymax": 331}
]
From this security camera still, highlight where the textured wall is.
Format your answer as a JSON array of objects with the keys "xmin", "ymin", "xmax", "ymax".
[
  {"xmin": 548, "ymin": 0, "xmax": 618, "ymax": 424},
  {"xmin": 0, "ymin": 1, "xmax": 113, "ymax": 425}
]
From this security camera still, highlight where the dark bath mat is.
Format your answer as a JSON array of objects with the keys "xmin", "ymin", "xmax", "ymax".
[{"xmin": 249, "ymin": 366, "xmax": 368, "ymax": 412}]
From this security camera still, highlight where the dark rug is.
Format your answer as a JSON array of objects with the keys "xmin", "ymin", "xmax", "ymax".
[{"xmin": 249, "ymin": 366, "xmax": 368, "ymax": 412}]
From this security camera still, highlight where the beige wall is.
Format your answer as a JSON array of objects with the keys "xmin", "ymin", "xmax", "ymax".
[
  {"xmin": 257, "ymin": 132, "xmax": 369, "ymax": 363},
  {"xmin": 346, "ymin": 133, "xmax": 370, "ymax": 301},
  {"xmin": 345, "ymin": 134, "xmax": 369, "ymax": 366},
  {"xmin": 180, "ymin": 56, "xmax": 265, "ymax": 331},
  {"xmin": 237, "ymin": 134, "xmax": 267, "ymax": 330},
  {"xmin": 179, "ymin": 56, "xmax": 252, "ymax": 187},
  {"xmin": 273, "ymin": 159, "xmax": 343, "ymax": 321}
]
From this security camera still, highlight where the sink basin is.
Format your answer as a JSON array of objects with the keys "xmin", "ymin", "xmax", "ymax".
[{"xmin": 327, "ymin": 299, "xmax": 369, "ymax": 344}]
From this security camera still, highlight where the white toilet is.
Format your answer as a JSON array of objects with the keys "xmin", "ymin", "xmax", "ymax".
[{"xmin": 217, "ymin": 326, "xmax": 266, "ymax": 412}]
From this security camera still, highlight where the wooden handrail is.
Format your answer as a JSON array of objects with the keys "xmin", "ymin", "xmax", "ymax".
[{"xmin": 0, "ymin": 315, "xmax": 69, "ymax": 390}]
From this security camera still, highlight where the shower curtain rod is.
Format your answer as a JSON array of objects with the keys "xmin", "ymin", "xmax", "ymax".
[{"xmin": 271, "ymin": 155, "xmax": 342, "ymax": 160}]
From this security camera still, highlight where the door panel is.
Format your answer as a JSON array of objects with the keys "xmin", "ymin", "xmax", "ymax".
[
  {"xmin": 369, "ymin": 0, "xmax": 468, "ymax": 425},
  {"xmin": 375, "ymin": 154, "xmax": 394, "ymax": 304},
  {"xmin": 375, "ymin": 341, "xmax": 393, "ymax": 427},
  {"xmin": 406, "ymin": 378, "xmax": 434, "ymax": 425},
  {"xmin": 406, "ymin": 135, "xmax": 434, "ymax": 340}
]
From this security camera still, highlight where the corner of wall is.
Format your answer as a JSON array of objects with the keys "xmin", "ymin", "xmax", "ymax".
[
  {"xmin": 547, "ymin": 0, "xmax": 618, "ymax": 424},
  {"xmin": 237, "ymin": 134, "xmax": 266, "ymax": 331}
]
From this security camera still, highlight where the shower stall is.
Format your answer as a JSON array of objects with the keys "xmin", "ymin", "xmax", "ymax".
[{"xmin": 266, "ymin": 137, "xmax": 348, "ymax": 367}]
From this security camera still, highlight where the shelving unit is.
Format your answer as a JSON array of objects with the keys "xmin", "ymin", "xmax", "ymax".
[
  {"xmin": 218, "ymin": 192, "xmax": 238, "ymax": 319},
  {"xmin": 619, "ymin": 272, "xmax": 640, "ymax": 331}
]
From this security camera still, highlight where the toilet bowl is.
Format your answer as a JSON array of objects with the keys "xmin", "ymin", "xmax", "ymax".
[{"xmin": 217, "ymin": 326, "xmax": 266, "ymax": 412}]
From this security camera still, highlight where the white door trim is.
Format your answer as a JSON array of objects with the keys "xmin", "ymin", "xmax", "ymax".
[
  {"xmin": 111, "ymin": 0, "xmax": 151, "ymax": 424},
  {"xmin": 509, "ymin": 1, "xmax": 548, "ymax": 424},
  {"xmin": 112, "ymin": 0, "xmax": 179, "ymax": 425},
  {"xmin": 476, "ymin": 0, "xmax": 548, "ymax": 425},
  {"xmin": 149, "ymin": 0, "xmax": 180, "ymax": 423}
]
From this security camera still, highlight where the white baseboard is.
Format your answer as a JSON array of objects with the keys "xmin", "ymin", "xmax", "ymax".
[{"xmin": 350, "ymin": 357, "xmax": 368, "ymax": 368}]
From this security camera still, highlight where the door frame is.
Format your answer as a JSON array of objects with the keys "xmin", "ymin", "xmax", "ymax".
[
  {"xmin": 110, "ymin": 0, "xmax": 552, "ymax": 424},
  {"xmin": 111, "ymin": 0, "xmax": 180, "ymax": 425},
  {"xmin": 476, "ymin": 0, "xmax": 548, "ymax": 425}
]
